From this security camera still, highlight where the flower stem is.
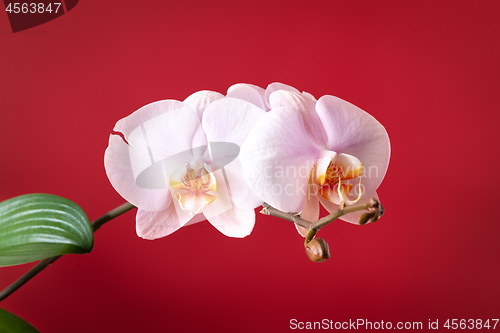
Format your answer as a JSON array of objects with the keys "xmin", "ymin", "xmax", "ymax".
[
  {"xmin": 0, "ymin": 202, "xmax": 135, "ymax": 303},
  {"xmin": 311, "ymin": 199, "xmax": 382, "ymax": 229},
  {"xmin": 261, "ymin": 198, "xmax": 383, "ymax": 231},
  {"xmin": 260, "ymin": 204, "xmax": 311, "ymax": 228},
  {"xmin": 90, "ymin": 202, "xmax": 135, "ymax": 233}
]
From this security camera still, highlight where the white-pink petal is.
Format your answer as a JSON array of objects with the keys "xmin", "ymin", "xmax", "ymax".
[
  {"xmin": 136, "ymin": 201, "xmax": 194, "ymax": 240},
  {"xmin": 104, "ymin": 134, "xmax": 171, "ymax": 212},
  {"xmin": 183, "ymin": 90, "xmax": 225, "ymax": 120},
  {"xmin": 240, "ymin": 106, "xmax": 321, "ymax": 213},
  {"xmin": 316, "ymin": 95, "xmax": 391, "ymax": 197},
  {"xmin": 199, "ymin": 171, "xmax": 255, "ymax": 237},
  {"xmin": 268, "ymin": 90, "xmax": 327, "ymax": 147},
  {"xmin": 202, "ymin": 97, "xmax": 266, "ymax": 146},
  {"xmin": 301, "ymin": 183, "xmax": 320, "ymax": 223},
  {"xmin": 183, "ymin": 90, "xmax": 224, "ymax": 149},
  {"xmin": 227, "ymin": 83, "xmax": 267, "ymax": 110},
  {"xmin": 113, "ymin": 100, "xmax": 184, "ymax": 139},
  {"xmin": 220, "ymin": 159, "xmax": 263, "ymax": 210},
  {"xmin": 142, "ymin": 102, "xmax": 203, "ymax": 160},
  {"xmin": 264, "ymin": 82, "xmax": 301, "ymax": 109},
  {"xmin": 206, "ymin": 206, "xmax": 255, "ymax": 238},
  {"xmin": 295, "ymin": 181, "xmax": 321, "ymax": 237},
  {"xmin": 202, "ymin": 97, "xmax": 266, "ymax": 209}
]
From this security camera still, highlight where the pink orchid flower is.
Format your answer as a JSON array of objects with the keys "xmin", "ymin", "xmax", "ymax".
[
  {"xmin": 240, "ymin": 83, "xmax": 391, "ymax": 236},
  {"xmin": 105, "ymin": 86, "xmax": 266, "ymax": 239}
]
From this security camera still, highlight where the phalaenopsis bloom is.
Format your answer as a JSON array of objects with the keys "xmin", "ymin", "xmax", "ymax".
[
  {"xmin": 240, "ymin": 83, "xmax": 390, "ymax": 236},
  {"xmin": 105, "ymin": 84, "xmax": 267, "ymax": 239},
  {"xmin": 105, "ymin": 82, "xmax": 390, "ymax": 240}
]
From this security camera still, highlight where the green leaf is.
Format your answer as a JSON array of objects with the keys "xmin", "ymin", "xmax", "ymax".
[
  {"xmin": 0, "ymin": 308, "xmax": 39, "ymax": 332},
  {"xmin": 0, "ymin": 194, "xmax": 93, "ymax": 267}
]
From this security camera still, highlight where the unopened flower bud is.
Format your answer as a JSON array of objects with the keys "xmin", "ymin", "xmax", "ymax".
[
  {"xmin": 305, "ymin": 238, "xmax": 330, "ymax": 262},
  {"xmin": 359, "ymin": 212, "xmax": 375, "ymax": 225},
  {"xmin": 370, "ymin": 212, "xmax": 380, "ymax": 222},
  {"xmin": 369, "ymin": 198, "xmax": 380, "ymax": 209},
  {"xmin": 378, "ymin": 204, "xmax": 385, "ymax": 217}
]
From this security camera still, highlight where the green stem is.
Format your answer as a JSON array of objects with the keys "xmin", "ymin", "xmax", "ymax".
[
  {"xmin": 0, "ymin": 202, "xmax": 135, "ymax": 303},
  {"xmin": 304, "ymin": 229, "xmax": 317, "ymax": 246},
  {"xmin": 90, "ymin": 202, "xmax": 135, "ymax": 233}
]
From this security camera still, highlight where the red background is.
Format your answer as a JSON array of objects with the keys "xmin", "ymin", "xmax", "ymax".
[{"xmin": 1, "ymin": 1, "xmax": 499, "ymax": 332}]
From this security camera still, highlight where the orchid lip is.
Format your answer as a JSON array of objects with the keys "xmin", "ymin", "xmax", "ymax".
[
  {"xmin": 314, "ymin": 152, "xmax": 364, "ymax": 205},
  {"xmin": 169, "ymin": 162, "xmax": 218, "ymax": 214}
]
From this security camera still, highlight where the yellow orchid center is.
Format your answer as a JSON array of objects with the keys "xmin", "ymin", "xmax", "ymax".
[
  {"xmin": 182, "ymin": 165, "xmax": 216, "ymax": 192},
  {"xmin": 314, "ymin": 152, "xmax": 364, "ymax": 205},
  {"xmin": 169, "ymin": 162, "xmax": 217, "ymax": 214}
]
